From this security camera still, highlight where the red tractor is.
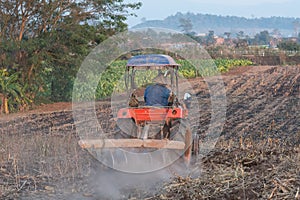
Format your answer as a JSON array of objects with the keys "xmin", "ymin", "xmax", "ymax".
[{"xmin": 79, "ymin": 54, "xmax": 198, "ymax": 168}]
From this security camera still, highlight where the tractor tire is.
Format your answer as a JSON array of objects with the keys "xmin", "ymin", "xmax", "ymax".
[
  {"xmin": 169, "ymin": 119, "xmax": 184, "ymax": 141},
  {"xmin": 192, "ymin": 134, "xmax": 200, "ymax": 156},
  {"xmin": 116, "ymin": 118, "xmax": 137, "ymax": 138},
  {"xmin": 184, "ymin": 126, "xmax": 192, "ymax": 164},
  {"xmin": 169, "ymin": 119, "xmax": 193, "ymax": 164}
]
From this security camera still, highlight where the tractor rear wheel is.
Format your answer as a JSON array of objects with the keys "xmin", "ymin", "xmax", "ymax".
[
  {"xmin": 116, "ymin": 118, "xmax": 137, "ymax": 138},
  {"xmin": 184, "ymin": 126, "xmax": 192, "ymax": 164},
  {"xmin": 192, "ymin": 133, "xmax": 200, "ymax": 156},
  {"xmin": 169, "ymin": 119, "xmax": 193, "ymax": 164}
]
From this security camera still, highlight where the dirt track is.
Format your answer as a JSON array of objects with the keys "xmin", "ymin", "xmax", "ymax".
[{"xmin": 0, "ymin": 65, "xmax": 299, "ymax": 199}]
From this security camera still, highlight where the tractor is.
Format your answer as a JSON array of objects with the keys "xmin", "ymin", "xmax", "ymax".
[{"xmin": 78, "ymin": 54, "xmax": 199, "ymax": 171}]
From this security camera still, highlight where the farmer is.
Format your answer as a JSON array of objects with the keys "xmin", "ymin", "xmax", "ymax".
[
  {"xmin": 144, "ymin": 73, "xmax": 171, "ymax": 107},
  {"xmin": 144, "ymin": 73, "xmax": 175, "ymax": 139}
]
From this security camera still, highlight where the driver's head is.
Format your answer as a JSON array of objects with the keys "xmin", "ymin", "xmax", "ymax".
[{"xmin": 153, "ymin": 73, "xmax": 168, "ymax": 85}]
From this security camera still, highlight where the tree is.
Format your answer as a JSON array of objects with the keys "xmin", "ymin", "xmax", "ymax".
[
  {"xmin": 224, "ymin": 32, "xmax": 231, "ymax": 39},
  {"xmin": 0, "ymin": 0, "xmax": 141, "ymax": 104},
  {"xmin": 235, "ymin": 31, "xmax": 249, "ymax": 48},
  {"xmin": 206, "ymin": 30, "xmax": 215, "ymax": 45},
  {"xmin": 277, "ymin": 40, "xmax": 300, "ymax": 51},
  {"xmin": 0, "ymin": 0, "xmax": 141, "ymax": 41},
  {"xmin": 252, "ymin": 30, "xmax": 271, "ymax": 45},
  {"xmin": 236, "ymin": 31, "xmax": 245, "ymax": 39},
  {"xmin": 179, "ymin": 18, "xmax": 193, "ymax": 34}
]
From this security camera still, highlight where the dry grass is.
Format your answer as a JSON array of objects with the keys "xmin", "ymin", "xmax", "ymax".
[
  {"xmin": 148, "ymin": 136, "xmax": 300, "ymax": 200},
  {"xmin": 0, "ymin": 130, "xmax": 93, "ymax": 199},
  {"xmin": 0, "ymin": 124, "xmax": 299, "ymax": 199}
]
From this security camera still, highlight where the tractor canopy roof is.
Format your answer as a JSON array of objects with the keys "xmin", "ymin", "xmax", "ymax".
[{"xmin": 126, "ymin": 54, "xmax": 179, "ymax": 68}]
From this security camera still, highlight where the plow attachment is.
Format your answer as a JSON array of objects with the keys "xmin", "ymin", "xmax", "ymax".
[
  {"xmin": 77, "ymin": 120, "xmax": 194, "ymax": 171},
  {"xmin": 78, "ymin": 139, "xmax": 185, "ymax": 150},
  {"xmin": 77, "ymin": 126, "xmax": 194, "ymax": 171},
  {"xmin": 78, "ymin": 139, "xmax": 187, "ymax": 172}
]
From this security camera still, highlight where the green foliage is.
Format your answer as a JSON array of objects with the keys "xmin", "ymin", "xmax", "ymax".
[
  {"xmin": 96, "ymin": 61, "xmax": 126, "ymax": 99},
  {"xmin": 0, "ymin": 0, "xmax": 141, "ymax": 106},
  {"xmin": 277, "ymin": 41, "xmax": 300, "ymax": 51},
  {"xmin": 95, "ymin": 60, "xmax": 158, "ymax": 99},
  {"xmin": 0, "ymin": 70, "xmax": 30, "ymax": 113},
  {"xmin": 177, "ymin": 59, "xmax": 253, "ymax": 78},
  {"xmin": 93, "ymin": 58, "xmax": 253, "ymax": 99},
  {"xmin": 178, "ymin": 59, "xmax": 223, "ymax": 77},
  {"xmin": 43, "ymin": 25, "xmax": 98, "ymax": 102},
  {"xmin": 214, "ymin": 59, "xmax": 253, "ymax": 72},
  {"xmin": 252, "ymin": 31, "xmax": 271, "ymax": 46},
  {"xmin": 0, "ymin": 0, "xmax": 141, "ymax": 41}
]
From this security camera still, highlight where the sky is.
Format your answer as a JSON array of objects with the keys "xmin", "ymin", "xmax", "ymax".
[{"xmin": 124, "ymin": 0, "xmax": 300, "ymax": 27}]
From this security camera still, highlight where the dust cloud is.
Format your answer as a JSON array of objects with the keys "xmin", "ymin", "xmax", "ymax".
[{"xmin": 88, "ymin": 156, "xmax": 202, "ymax": 199}]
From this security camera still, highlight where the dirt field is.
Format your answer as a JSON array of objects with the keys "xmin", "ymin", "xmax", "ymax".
[{"xmin": 0, "ymin": 65, "xmax": 299, "ymax": 199}]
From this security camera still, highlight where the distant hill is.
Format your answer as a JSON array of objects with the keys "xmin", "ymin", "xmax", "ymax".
[{"xmin": 132, "ymin": 12, "xmax": 300, "ymax": 37}]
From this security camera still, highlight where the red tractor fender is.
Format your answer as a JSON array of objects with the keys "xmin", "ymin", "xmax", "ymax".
[{"xmin": 117, "ymin": 107, "xmax": 188, "ymax": 124}]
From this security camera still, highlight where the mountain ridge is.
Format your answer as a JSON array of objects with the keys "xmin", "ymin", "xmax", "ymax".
[{"xmin": 132, "ymin": 12, "xmax": 300, "ymax": 37}]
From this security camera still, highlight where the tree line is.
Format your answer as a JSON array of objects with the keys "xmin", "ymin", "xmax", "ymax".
[{"xmin": 134, "ymin": 12, "xmax": 300, "ymax": 37}]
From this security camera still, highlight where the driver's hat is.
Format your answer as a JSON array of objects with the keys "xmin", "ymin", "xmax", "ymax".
[{"xmin": 153, "ymin": 73, "xmax": 168, "ymax": 85}]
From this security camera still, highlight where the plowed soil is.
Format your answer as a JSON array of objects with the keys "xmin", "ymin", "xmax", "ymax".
[{"xmin": 0, "ymin": 65, "xmax": 299, "ymax": 199}]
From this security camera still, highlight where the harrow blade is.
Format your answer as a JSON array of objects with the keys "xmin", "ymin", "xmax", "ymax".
[
  {"xmin": 95, "ymin": 148, "xmax": 182, "ymax": 173},
  {"xmin": 78, "ymin": 139, "xmax": 185, "ymax": 150}
]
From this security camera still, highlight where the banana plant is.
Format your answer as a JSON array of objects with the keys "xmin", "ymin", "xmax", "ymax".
[{"xmin": 0, "ymin": 70, "xmax": 27, "ymax": 114}]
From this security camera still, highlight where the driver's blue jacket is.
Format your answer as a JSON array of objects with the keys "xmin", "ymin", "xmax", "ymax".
[{"xmin": 144, "ymin": 84, "xmax": 170, "ymax": 106}]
